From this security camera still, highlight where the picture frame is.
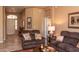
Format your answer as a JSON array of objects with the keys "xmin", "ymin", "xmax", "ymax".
[
  {"xmin": 27, "ymin": 17, "xmax": 32, "ymax": 29},
  {"xmin": 68, "ymin": 12, "xmax": 79, "ymax": 28}
]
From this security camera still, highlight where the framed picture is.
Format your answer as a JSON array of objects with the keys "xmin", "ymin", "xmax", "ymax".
[
  {"xmin": 27, "ymin": 17, "xmax": 32, "ymax": 29},
  {"xmin": 68, "ymin": 12, "xmax": 79, "ymax": 28}
]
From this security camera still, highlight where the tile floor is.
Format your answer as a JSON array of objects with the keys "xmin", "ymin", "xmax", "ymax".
[{"xmin": 0, "ymin": 34, "xmax": 22, "ymax": 52}]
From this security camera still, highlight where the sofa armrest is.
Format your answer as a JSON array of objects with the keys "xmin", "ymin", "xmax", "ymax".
[{"xmin": 57, "ymin": 42, "xmax": 79, "ymax": 52}]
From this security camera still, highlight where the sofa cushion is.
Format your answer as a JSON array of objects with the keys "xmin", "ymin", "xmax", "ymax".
[
  {"xmin": 56, "ymin": 36, "xmax": 64, "ymax": 42},
  {"xmin": 63, "ymin": 37, "xmax": 79, "ymax": 46},
  {"xmin": 61, "ymin": 31, "xmax": 79, "ymax": 39},
  {"xmin": 22, "ymin": 33, "xmax": 31, "ymax": 40},
  {"xmin": 70, "ymin": 32, "xmax": 79, "ymax": 39},
  {"xmin": 35, "ymin": 33, "xmax": 42, "ymax": 40},
  {"xmin": 58, "ymin": 43, "xmax": 74, "ymax": 50},
  {"xmin": 23, "ymin": 41, "xmax": 37, "ymax": 45},
  {"xmin": 21, "ymin": 30, "xmax": 42, "ymax": 40},
  {"xmin": 30, "ymin": 33, "xmax": 35, "ymax": 40},
  {"xmin": 58, "ymin": 43, "xmax": 79, "ymax": 52},
  {"xmin": 76, "ymin": 42, "xmax": 79, "ymax": 48}
]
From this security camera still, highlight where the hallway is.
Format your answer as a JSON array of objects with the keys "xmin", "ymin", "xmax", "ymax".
[{"xmin": 0, "ymin": 34, "xmax": 22, "ymax": 52}]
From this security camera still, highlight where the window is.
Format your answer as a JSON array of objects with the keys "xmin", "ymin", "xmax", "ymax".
[
  {"xmin": 7, "ymin": 15, "xmax": 18, "ymax": 30},
  {"xmin": 7, "ymin": 15, "xmax": 17, "ymax": 19}
]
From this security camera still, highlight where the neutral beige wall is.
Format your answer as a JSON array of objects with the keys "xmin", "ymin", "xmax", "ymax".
[
  {"xmin": 52, "ymin": 6, "xmax": 79, "ymax": 36},
  {"xmin": 32, "ymin": 8, "xmax": 45, "ymax": 33},
  {"xmin": 25, "ymin": 8, "xmax": 45, "ymax": 34},
  {"xmin": 25, "ymin": 8, "xmax": 33, "ymax": 29},
  {"xmin": 18, "ymin": 9, "xmax": 25, "ymax": 28},
  {"xmin": 0, "ymin": 6, "xmax": 4, "ymax": 43},
  {"xmin": 51, "ymin": 7, "xmax": 55, "ymax": 25},
  {"xmin": 18, "ymin": 14, "xmax": 23, "ymax": 28},
  {"xmin": 3, "ymin": 7, "xmax": 6, "ymax": 41}
]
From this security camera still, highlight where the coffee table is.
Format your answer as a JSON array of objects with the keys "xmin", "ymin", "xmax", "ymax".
[{"xmin": 40, "ymin": 45, "xmax": 56, "ymax": 52}]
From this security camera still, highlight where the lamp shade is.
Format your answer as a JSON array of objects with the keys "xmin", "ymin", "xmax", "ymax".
[{"xmin": 48, "ymin": 26, "xmax": 55, "ymax": 32}]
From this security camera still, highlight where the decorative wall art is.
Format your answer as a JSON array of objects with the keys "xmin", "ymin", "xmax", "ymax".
[
  {"xmin": 27, "ymin": 17, "xmax": 32, "ymax": 29},
  {"xmin": 68, "ymin": 12, "xmax": 79, "ymax": 28}
]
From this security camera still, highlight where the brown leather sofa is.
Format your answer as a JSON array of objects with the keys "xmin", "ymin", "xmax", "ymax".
[
  {"xmin": 19, "ymin": 30, "xmax": 45, "ymax": 49},
  {"xmin": 50, "ymin": 31, "xmax": 79, "ymax": 52}
]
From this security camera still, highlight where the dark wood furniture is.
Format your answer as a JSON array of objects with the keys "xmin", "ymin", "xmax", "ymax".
[
  {"xmin": 50, "ymin": 31, "xmax": 79, "ymax": 52},
  {"xmin": 19, "ymin": 30, "xmax": 45, "ymax": 49}
]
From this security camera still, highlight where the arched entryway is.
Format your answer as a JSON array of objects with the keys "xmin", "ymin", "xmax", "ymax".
[{"xmin": 7, "ymin": 15, "xmax": 18, "ymax": 35}]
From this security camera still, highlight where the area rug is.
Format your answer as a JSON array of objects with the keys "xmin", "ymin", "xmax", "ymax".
[{"xmin": 13, "ymin": 49, "xmax": 33, "ymax": 52}]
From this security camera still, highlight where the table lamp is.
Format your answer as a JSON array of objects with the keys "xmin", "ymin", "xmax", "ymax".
[{"xmin": 48, "ymin": 26, "xmax": 55, "ymax": 37}]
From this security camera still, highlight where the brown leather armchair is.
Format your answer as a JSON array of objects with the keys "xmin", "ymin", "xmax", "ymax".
[
  {"xmin": 50, "ymin": 31, "xmax": 79, "ymax": 52},
  {"xmin": 19, "ymin": 30, "xmax": 45, "ymax": 49}
]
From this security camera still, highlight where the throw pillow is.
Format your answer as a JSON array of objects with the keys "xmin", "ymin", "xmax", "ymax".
[
  {"xmin": 56, "ymin": 36, "xmax": 64, "ymax": 42},
  {"xmin": 35, "ymin": 33, "xmax": 42, "ymax": 40},
  {"xmin": 22, "ymin": 33, "xmax": 31, "ymax": 40},
  {"xmin": 77, "ymin": 42, "xmax": 79, "ymax": 48}
]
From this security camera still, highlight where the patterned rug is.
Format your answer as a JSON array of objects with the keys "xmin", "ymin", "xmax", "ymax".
[{"xmin": 13, "ymin": 49, "xmax": 33, "ymax": 52}]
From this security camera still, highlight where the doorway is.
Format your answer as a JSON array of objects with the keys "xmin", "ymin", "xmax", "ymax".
[
  {"xmin": 4, "ymin": 14, "xmax": 22, "ymax": 51},
  {"xmin": 7, "ymin": 15, "xmax": 18, "ymax": 35}
]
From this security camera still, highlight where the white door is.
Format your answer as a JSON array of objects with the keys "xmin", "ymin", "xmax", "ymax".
[{"xmin": 7, "ymin": 19, "xmax": 15, "ymax": 35}]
